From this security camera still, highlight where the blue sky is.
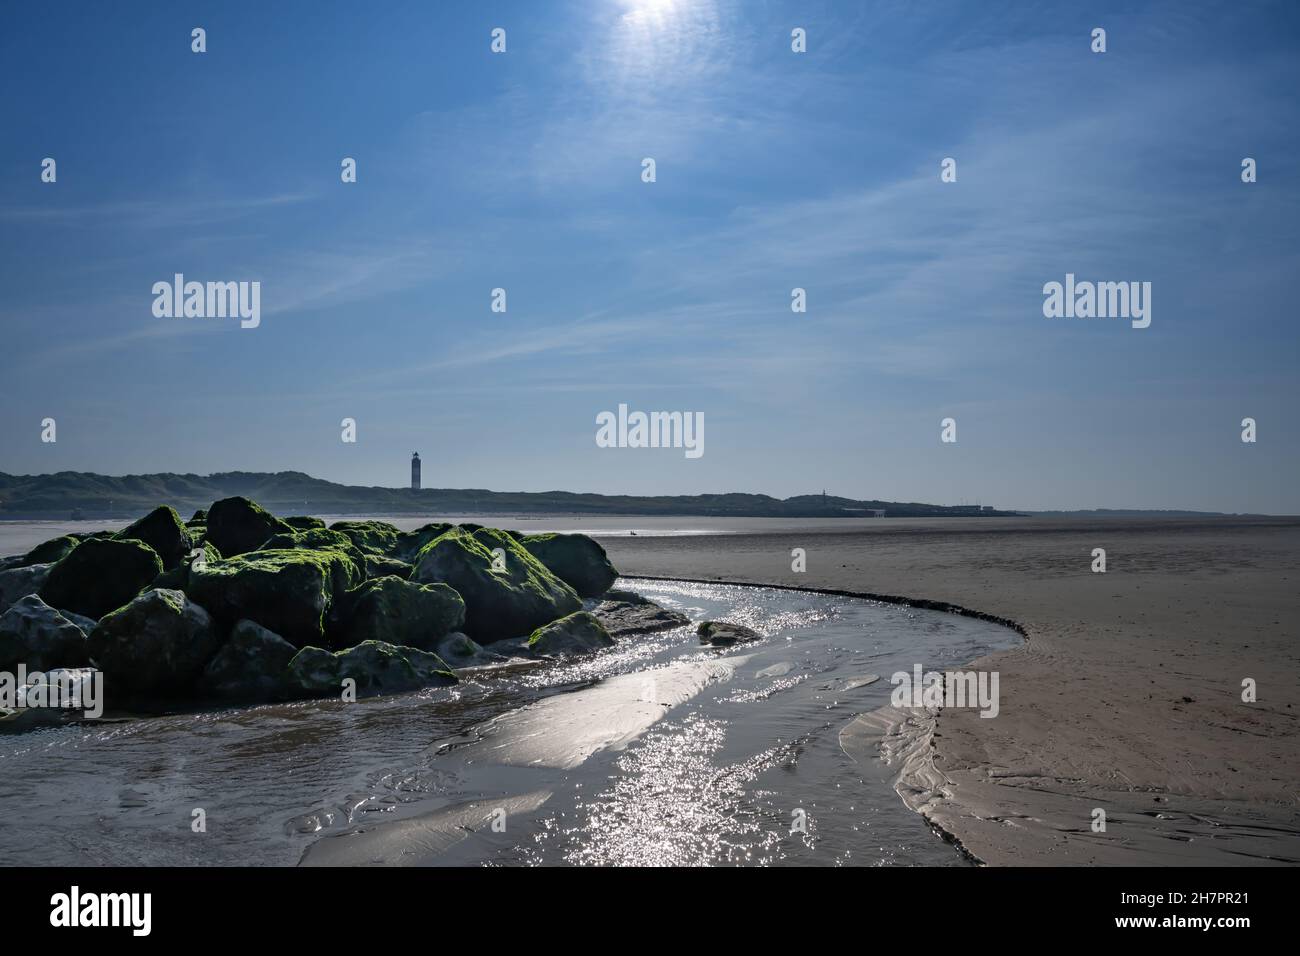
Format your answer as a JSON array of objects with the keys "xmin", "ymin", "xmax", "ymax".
[{"xmin": 1, "ymin": 0, "xmax": 1297, "ymax": 512}]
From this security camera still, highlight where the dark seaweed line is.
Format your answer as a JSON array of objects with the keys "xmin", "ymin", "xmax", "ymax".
[{"xmin": 617, "ymin": 573, "xmax": 1029, "ymax": 638}]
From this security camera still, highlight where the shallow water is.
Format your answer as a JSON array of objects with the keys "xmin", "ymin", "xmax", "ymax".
[{"xmin": 0, "ymin": 579, "xmax": 1019, "ymax": 867}]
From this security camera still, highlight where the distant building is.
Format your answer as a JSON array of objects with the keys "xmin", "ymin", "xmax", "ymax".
[{"xmin": 411, "ymin": 452, "xmax": 421, "ymax": 491}]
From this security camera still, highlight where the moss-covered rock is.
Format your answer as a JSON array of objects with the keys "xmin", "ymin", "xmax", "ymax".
[
  {"xmin": 0, "ymin": 562, "xmax": 54, "ymax": 615},
  {"xmin": 334, "ymin": 576, "xmax": 466, "ymax": 650},
  {"xmin": 363, "ymin": 554, "xmax": 411, "ymax": 580},
  {"xmin": 0, "ymin": 595, "xmax": 91, "ymax": 671},
  {"xmin": 148, "ymin": 540, "xmax": 220, "ymax": 592},
  {"xmin": 527, "ymin": 611, "xmax": 614, "ymax": 656},
  {"xmin": 411, "ymin": 527, "xmax": 580, "ymax": 641},
  {"xmin": 283, "ymin": 516, "xmax": 326, "ymax": 530},
  {"xmin": 431, "ymin": 631, "xmax": 508, "ymax": 668},
  {"xmin": 282, "ymin": 640, "xmax": 457, "ymax": 699},
  {"xmin": 258, "ymin": 528, "xmax": 366, "ymax": 568},
  {"xmin": 520, "ymin": 533, "xmax": 618, "ymax": 598},
  {"xmin": 15, "ymin": 535, "xmax": 80, "ymax": 569},
  {"xmin": 392, "ymin": 523, "xmax": 453, "ymax": 563},
  {"xmin": 282, "ymin": 646, "xmax": 341, "ymax": 697},
  {"xmin": 198, "ymin": 619, "xmax": 298, "ymax": 700},
  {"xmin": 329, "ymin": 520, "xmax": 401, "ymax": 556},
  {"xmin": 205, "ymin": 496, "xmax": 292, "ymax": 557},
  {"xmin": 188, "ymin": 509, "xmax": 208, "ymax": 523},
  {"xmin": 87, "ymin": 588, "xmax": 220, "ymax": 694},
  {"xmin": 39, "ymin": 538, "xmax": 163, "ymax": 620},
  {"xmin": 114, "ymin": 506, "xmax": 193, "ymax": 569},
  {"xmin": 186, "ymin": 548, "xmax": 361, "ymax": 647}
]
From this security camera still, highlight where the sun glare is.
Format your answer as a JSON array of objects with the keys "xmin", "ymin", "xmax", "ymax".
[{"xmin": 621, "ymin": 0, "xmax": 683, "ymax": 30}]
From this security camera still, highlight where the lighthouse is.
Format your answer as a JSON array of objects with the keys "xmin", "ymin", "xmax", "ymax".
[{"xmin": 411, "ymin": 452, "xmax": 421, "ymax": 491}]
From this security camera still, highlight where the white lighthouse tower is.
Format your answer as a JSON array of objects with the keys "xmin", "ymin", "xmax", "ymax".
[{"xmin": 411, "ymin": 452, "xmax": 421, "ymax": 491}]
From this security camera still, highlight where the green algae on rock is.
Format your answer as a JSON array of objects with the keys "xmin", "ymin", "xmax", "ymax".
[
  {"xmin": 87, "ymin": 588, "xmax": 221, "ymax": 694},
  {"xmin": 199, "ymin": 619, "xmax": 298, "ymax": 701},
  {"xmin": 329, "ymin": 519, "xmax": 401, "ymax": 556},
  {"xmin": 114, "ymin": 505, "xmax": 192, "ymax": 569},
  {"xmin": 527, "ymin": 610, "xmax": 614, "ymax": 656},
  {"xmin": 283, "ymin": 640, "xmax": 457, "ymax": 699},
  {"xmin": 283, "ymin": 515, "xmax": 326, "ymax": 530},
  {"xmin": 186, "ymin": 548, "xmax": 362, "ymax": 647},
  {"xmin": 14, "ymin": 535, "xmax": 80, "ymax": 569},
  {"xmin": 205, "ymin": 496, "xmax": 292, "ymax": 557},
  {"xmin": 334, "ymin": 575, "xmax": 465, "ymax": 650},
  {"xmin": 40, "ymin": 537, "xmax": 163, "ymax": 620},
  {"xmin": 411, "ymin": 526, "xmax": 580, "ymax": 642},
  {"xmin": 385, "ymin": 523, "xmax": 452, "ymax": 563},
  {"xmin": 519, "ymin": 532, "xmax": 618, "ymax": 598}
]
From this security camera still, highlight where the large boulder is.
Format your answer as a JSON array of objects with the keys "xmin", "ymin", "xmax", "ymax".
[
  {"xmin": 198, "ymin": 619, "xmax": 298, "ymax": 700},
  {"xmin": 364, "ymin": 554, "xmax": 412, "ymax": 580},
  {"xmin": 283, "ymin": 516, "xmax": 326, "ymax": 530},
  {"xmin": 410, "ymin": 527, "xmax": 580, "ymax": 642},
  {"xmin": 14, "ymin": 535, "xmax": 80, "ymax": 569},
  {"xmin": 282, "ymin": 641, "xmax": 457, "ymax": 699},
  {"xmin": 329, "ymin": 520, "xmax": 401, "ymax": 556},
  {"xmin": 114, "ymin": 506, "xmax": 192, "ymax": 569},
  {"xmin": 519, "ymin": 533, "xmax": 618, "ymax": 598},
  {"xmin": 40, "ymin": 538, "xmax": 163, "ymax": 620},
  {"xmin": 0, "ymin": 595, "xmax": 91, "ymax": 671},
  {"xmin": 431, "ymin": 631, "xmax": 509, "ymax": 668},
  {"xmin": 205, "ymin": 496, "xmax": 292, "ymax": 557},
  {"xmin": 593, "ymin": 590, "xmax": 691, "ymax": 639},
  {"xmin": 527, "ymin": 611, "xmax": 614, "ymax": 656},
  {"xmin": 87, "ymin": 588, "xmax": 221, "ymax": 695},
  {"xmin": 0, "ymin": 562, "xmax": 53, "ymax": 615},
  {"xmin": 257, "ymin": 529, "xmax": 366, "ymax": 568},
  {"xmin": 392, "ymin": 523, "xmax": 453, "ymax": 563},
  {"xmin": 186, "ymin": 549, "xmax": 362, "ymax": 647},
  {"xmin": 149, "ymin": 541, "xmax": 221, "ymax": 592},
  {"xmin": 282, "ymin": 646, "xmax": 342, "ymax": 697},
  {"xmin": 333, "ymin": 576, "xmax": 465, "ymax": 650},
  {"xmin": 59, "ymin": 610, "xmax": 100, "ymax": 637}
]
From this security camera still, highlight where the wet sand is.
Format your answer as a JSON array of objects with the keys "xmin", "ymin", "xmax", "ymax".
[{"xmin": 597, "ymin": 516, "xmax": 1300, "ymax": 866}]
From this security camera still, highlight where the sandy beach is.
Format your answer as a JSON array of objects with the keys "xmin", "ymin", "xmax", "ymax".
[
  {"xmin": 2, "ymin": 512, "xmax": 1295, "ymax": 866},
  {"xmin": 598, "ymin": 516, "xmax": 1300, "ymax": 866}
]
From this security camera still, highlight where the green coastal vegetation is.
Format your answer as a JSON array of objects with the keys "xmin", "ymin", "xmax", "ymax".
[{"xmin": 0, "ymin": 470, "xmax": 1023, "ymax": 519}]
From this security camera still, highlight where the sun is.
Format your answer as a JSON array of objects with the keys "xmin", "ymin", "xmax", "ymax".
[{"xmin": 620, "ymin": 0, "xmax": 683, "ymax": 29}]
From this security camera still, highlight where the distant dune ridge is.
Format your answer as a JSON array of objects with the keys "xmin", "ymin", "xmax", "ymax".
[{"xmin": 0, "ymin": 471, "xmax": 1026, "ymax": 519}]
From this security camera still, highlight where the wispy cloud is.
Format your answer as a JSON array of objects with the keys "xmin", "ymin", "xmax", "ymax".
[{"xmin": 0, "ymin": 192, "xmax": 315, "ymax": 229}]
